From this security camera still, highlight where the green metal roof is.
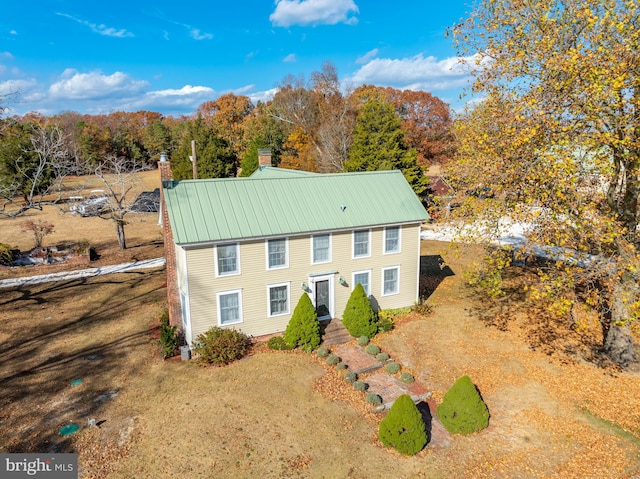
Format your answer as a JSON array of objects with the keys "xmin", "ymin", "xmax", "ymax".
[{"xmin": 164, "ymin": 169, "xmax": 428, "ymax": 245}]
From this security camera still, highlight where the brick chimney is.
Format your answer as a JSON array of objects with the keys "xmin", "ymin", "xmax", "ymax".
[
  {"xmin": 258, "ymin": 148, "xmax": 272, "ymax": 169},
  {"xmin": 157, "ymin": 152, "xmax": 182, "ymax": 339}
]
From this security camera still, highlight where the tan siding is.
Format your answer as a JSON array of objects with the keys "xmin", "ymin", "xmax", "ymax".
[{"xmin": 183, "ymin": 223, "xmax": 422, "ymax": 343}]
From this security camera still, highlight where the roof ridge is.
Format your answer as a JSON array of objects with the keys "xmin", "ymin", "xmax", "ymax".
[{"xmin": 179, "ymin": 169, "xmax": 402, "ymax": 183}]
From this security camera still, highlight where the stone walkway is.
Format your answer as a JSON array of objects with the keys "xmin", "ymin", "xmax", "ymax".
[{"xmin": 332, "ymin": 342, "xmax": 451, "ymax": 447}]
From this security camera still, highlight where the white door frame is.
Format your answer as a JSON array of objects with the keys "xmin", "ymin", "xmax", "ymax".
[{"xmin": 308, "ymin": 273, "xmax": 334, "ymax": 320}]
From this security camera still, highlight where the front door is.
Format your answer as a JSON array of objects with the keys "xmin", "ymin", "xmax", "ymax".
[{"xmin": 314, "ymin": 279, "xmax": 331, "ymax": 319}]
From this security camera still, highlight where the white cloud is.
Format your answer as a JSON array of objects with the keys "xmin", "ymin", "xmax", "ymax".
[
  {"xmin": 0, "ymin": 78, "xmax": 38, "ymax": 95},
  {"xmin": 150, "ymin": 85, "xmax": 214, "ymax": 97},
  {"xmin": 189, "ymin": 28, "xmax": 213, "ymax": 40},
  {"xmin": 9, "ymin": 30, "xmax": 17, "ymax": 36},
  {"xmin": 283, "ymin": 53, "xmax": 297, "ymax": 63},
  {"xmin": 356, "ymin": 48, "xmax": 378, "ymax": 65},
  {"xmin": 248, "ymin": 87, "xmax": 278, "ymax": 104},
  {"xmin": 170, "ymin": 20, "xmax": 213, "ymax": 40},
  {"xmin": 56, "ymin": 13, "xmax": 134, "ymax": 38},
  {"xmin": 115, "ymin": 84, "xmax": 216, "ymax": 114},
  {"xmin": 347, "ymin": 53, "xmax": 480, "ymax": 91},
  {"xmin": 49, "ymin": 70, "xmax": 149, "ymax": 100},
  {"xmin": 270, "ymin": 0, "xmax": 359, "ymax": 27}
]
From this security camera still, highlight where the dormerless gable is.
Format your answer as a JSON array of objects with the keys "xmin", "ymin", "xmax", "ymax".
[{"xmin": 163, "ymin": 169, "xmax": 428, "ymax": 245}]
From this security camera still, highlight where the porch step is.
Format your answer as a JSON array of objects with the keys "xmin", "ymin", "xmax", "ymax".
[{"xmin": 320, "ymin": 318, "xmax": 353, "ymax": 346}]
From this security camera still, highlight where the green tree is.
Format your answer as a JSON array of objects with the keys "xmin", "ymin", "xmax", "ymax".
[
  {"xmin": 449, "ymin": 0, "xmax": 640, "ymax": 367},
  {"xmin": 342, "ymin": 283, "xmax": 378, "ymax": 338},
  {"xmin": 240, "ymin": 102, "xmax": 288, "ymax": 176},
  {"xmin": 284, "ymin": 293, "xmax": 321, "ymax": 352},
  {"xmin": 437, "ymin": 375, "xmax": 489, "ymax": 435},
  {"xmin": 172, "ymin": 118, "xmax": 237, "ymax": 180},
  {"xmin": 378, "ymin": 394, "xmax": 428, "ymax": 455},
  {"xmin": 143, "ymin": 119, "xmax": 172, "ymax": 160},
  {"xmin": 345, "ymin": 98, "xmax": 426, "ymax": 195}
]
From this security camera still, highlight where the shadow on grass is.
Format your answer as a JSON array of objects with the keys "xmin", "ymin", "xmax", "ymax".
[
  {"xmin": 0, "ymin": 268, "xmax": 166, "ymax": 453},
  {"xmin": 466, "ymin": 265, "xmax": 607, "ymax": 366},
  {"xmin": 419, "ymin": 254, "xmax": 454, "ymax": 300},
  {"xmin": 416, "ymin": 401, "xmax": 433, "ymax": 445}
]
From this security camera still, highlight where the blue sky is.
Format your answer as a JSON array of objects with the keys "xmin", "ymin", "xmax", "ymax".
[{"xmin": 1, "ymin": 0, "xmax": 476, "ymax": 117}]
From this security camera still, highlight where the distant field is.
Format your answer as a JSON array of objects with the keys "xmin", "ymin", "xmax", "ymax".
[{"xmin": 0, "ymin": 169, "xmax": 164, "ymax": 277}]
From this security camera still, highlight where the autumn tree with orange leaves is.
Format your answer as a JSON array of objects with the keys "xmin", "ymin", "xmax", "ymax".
[{"xmin": 449, "ymin": 0, "xmax": 640, "ymax": 367}]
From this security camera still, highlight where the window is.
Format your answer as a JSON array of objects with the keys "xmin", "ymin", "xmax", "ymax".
[
  {"xmin": 217, "ymin": 290, "xmax": 242, "ymax": 325},
  {"xmin": 216, "ymin": 243, "xmax": 239, "ymax": 276},
  {"xmin": 382, "ymin": 266, "xmax": 400, "ymax": 296},
  {"xmin": 267, "ymin": 238, "xmax": 288, "ymax": 269},
  {"xmin": 268, "ymin": 283, "xmax": 290, "ymax": 316},
  {"xmin": 312, "ymin": 234, "xmax": 331, "ymax": 264},
  {"xmin": 353, "ymin": 270, "xmax": 371, "ymax": 296},
  {"xmin": 353, "ymin": 229, "xmax": 370, "ymax": 258},
  {"xmin": 384, "ymin": 226, "xmax": 401, "ymax": 254}
]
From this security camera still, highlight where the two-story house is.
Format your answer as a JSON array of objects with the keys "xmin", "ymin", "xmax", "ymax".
[{"xmin": 159, "ymin": 153, "xmax": 428, "ymax": 346}]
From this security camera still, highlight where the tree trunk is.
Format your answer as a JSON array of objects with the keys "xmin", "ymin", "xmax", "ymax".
[
  {"xmin": 116, "ymin": 221, "xmax": 126, "ymax": 250},
  {"xmin": 602, "ymin": 277, "xmax": 639, "ymax": 367}
]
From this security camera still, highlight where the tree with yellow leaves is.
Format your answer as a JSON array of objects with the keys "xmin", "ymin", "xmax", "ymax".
[{"xmin": 449, "ymin": 0, "xmax": 639, "ymax": 367}]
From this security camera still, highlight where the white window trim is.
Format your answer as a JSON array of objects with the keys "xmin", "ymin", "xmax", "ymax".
[
  {"xmin": 311, "ymin": 233, "xmax": 332, "ymax": 264},
  {"xmin": 265, "ymin": 237, "xmax": 289, "ymax": 270},
  {"xmin": 352, "ymin": 269, "xmax": 372, "ymax": 297},
  {"xmin": 214, "ymin": 242, "xmax": 241, "ymax": 277},
  {"xmin": 381, "ymin": 266, "xmax": 400, "ymax": 296},
  {"xmin": 383, "ymin": 226, "xmax": 402, "ymax": 255},
  {"xmin": 267, "ymin": 282, "xmax": 291, "ymax": 317},
  {"xmin": 216, "ymin": 289, "xmax": 243, "ymax": 326},
  {"xmin": 352, "ymin": 229, "xmax": 371, "ymax": 259}
]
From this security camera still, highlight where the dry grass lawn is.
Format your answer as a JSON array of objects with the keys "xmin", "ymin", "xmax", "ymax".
[
  {"xmin": 0, "ymin": 169, "xmax": 164, "ymax": 279},
  {"xmin": 1, "ymin": 178, "xmax": 640, "ymax": 478}
]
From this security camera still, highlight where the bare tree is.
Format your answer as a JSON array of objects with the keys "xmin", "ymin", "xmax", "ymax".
[
  {"xmin": 0, "ymin": 124, "xmax": 73, "ymax": 217},
  {"xmin": 93, "ymin": 155, "xmax": 155, "ymax": 250}
]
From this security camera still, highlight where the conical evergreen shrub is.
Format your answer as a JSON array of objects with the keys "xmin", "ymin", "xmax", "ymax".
[
  {"xmin": 437, "ymin": 375, "xmax": 490, "ymax": 434},
  {"xmin": 378, "ymin": 394, "xmax": 428, "ymax": 455},
  {"xmin": 284, "ymin": 293, "xmax": 321, "ymax": 352},
  {"xmin": 342, "ymin": 283, "xmax": 378, "ymax": 338}
]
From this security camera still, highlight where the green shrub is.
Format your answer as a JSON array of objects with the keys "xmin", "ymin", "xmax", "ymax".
[
  {"xmin": 437, "ymin": 375, "xmax": 490, "ymax": 434},
  {"xmin": 366, "ymin": 393, "xmax": 383, "ymax": 405},
  {"xmin": 386, "ymin": 361, "xmax": 401, "ymax": 374},
  {"xmin": 326, "ymin": 353, "xmax": 341, "ymax": 366},
  {"xmin": 353, "ymin": 381, "xmax": 368, "ymax": 392},
  {"xmin": 377, "ymin": 315, "xmax": 394, "ymax": 333},
  {"xmin": 159, "ymin": 322, "xmax": 178, "ymax": 359},
  {"xmin": 342, "ymin": 283, "xmax": 378, "ymax": 338},
  {"xmin": 0, "ymin": 243, "xmax": 15, "ymax": 266},
  {"xmin": 336, "ymin": 362, "xmax": 348, "ymax": 371},
  {"xmin": 267, "ymin": 336, "xmax": 292, "ymax": 351},
  {"xmin": 284, "ymin": 293, "xmax": 321, "ymax": 352},
  {"xmin": 193, "ymin": 327, "xmax": 251, "ymax": 366},
  {"xmin": 316, "ymin": 345, "xmax": 330, "ymax": 358},
  {"xmin": 377, "ymin": 310, "xmax": 393, "ymax": 333},
  {"xmin": 158, "ymin": 307, "xmax": 170, "ymax": 327},
  {"xmin": 376, "ymin": 352, "xmax": 390, "ymax": 362},
  {"xmin": 344, "ymin": 371, "xmax": 357, "ymax": 384},
  {"xmin": 378, "ymin": 394, "xmax": 428, "ymax": 455},
  {"xmin": 365, "ymin": 344, "xmax": 380, "ymax": 356},
  {"xmin": 400, "ymin": 372, "xmax": 415, "ymax": 384},
  {"xmin": 358, "ymin": 336, "xmax": 370, "ymax": 346}
]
